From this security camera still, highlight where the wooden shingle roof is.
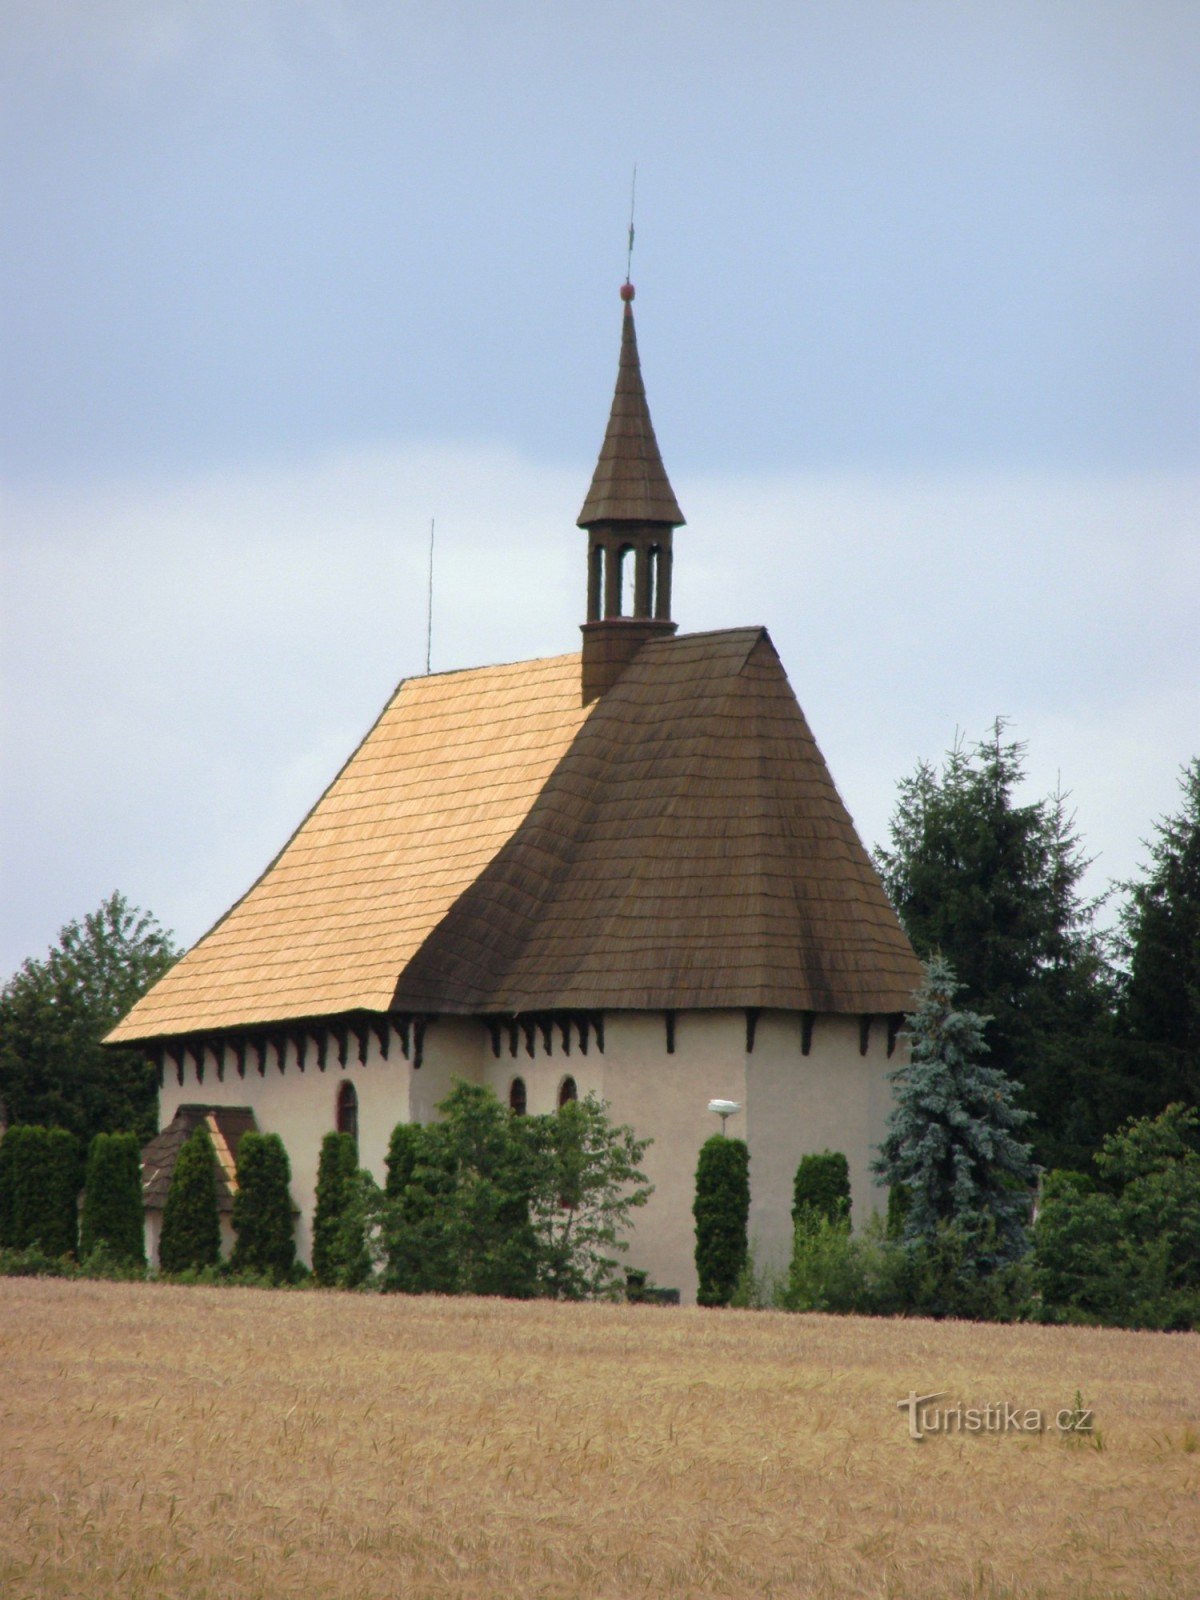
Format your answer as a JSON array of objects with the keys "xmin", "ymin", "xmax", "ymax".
[
  {"xmin": 577, "ymin": 292, "xmax": 685, "ymax": 529},
  {"xmin": 141, "ymin": 1104, "xmax": 258, "ymax": 1213},
  {"xmin": 109, "ymin": 629, "xmax": 921, "ymax": 1044}
]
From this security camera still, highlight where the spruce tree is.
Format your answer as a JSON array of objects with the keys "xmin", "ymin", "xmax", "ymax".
[
  {"xmin": 693, "ymin": 1135, "xmax": 750, "ymax": 1307},
  {"xmin": 158, "ymin": 1125, "xmax": 221, "ymax": 1274},
  {"xmin": 80, "ymin": 1131, "xmax": 146, "ymax": 1267},
  {"xmin": 873, "ymin": 956, "xmax": 1038, "ymax": 1272},
  {"xmin": 230, "ymin": 1132, "xmax": 296, "ymax": 1282},
  {"xmin": 792, "ymin": 1151, "xmax": 850, "ymax": 1228},
  {"xmin": 312, "ymin": 1131, "xmax": 359, "ymax": 1287}
]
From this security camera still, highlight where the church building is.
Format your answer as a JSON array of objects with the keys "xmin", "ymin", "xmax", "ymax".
[{"xmin": 108, "ymin": 282, "xmax": 925, "ymax": 1300}]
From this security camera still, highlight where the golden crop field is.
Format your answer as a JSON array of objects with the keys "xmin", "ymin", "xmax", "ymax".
[{"xmin": 0, "ymin": 1279, "xmax": 1196, "ymax": 1600}]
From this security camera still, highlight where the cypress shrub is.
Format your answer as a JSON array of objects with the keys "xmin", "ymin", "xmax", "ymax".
[
  {"xmin": 2, "ymin": 1126, "xmax": 81, "ymax": 1257},
  {"xmin": 230, "ymin": 1132, "xmax": 296, "ymax": 1282},
  {"xmin": 312, "ymin": 1131, "xmax": 360, "ymax": 1287},
  {"xmin": 792, "ymin": 1150, "xmax": 851, "ymax": 1228},
  {"xmin": 80, "ymin": 1131, "xmax": 146, "ymax": 1266},
  {"xmin": 159, "ymin": 1125, "xmax": 221, "ymax": 1274},
  {"xmin": 385, "ymin": 1121, "xmax": 423, "ymax": 1200},
  {"xmin": 693, "ymin": 1134, "xmax": 750, "ymax": 1307}
]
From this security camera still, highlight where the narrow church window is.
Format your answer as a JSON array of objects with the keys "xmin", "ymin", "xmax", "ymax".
[
  {"xmin": 558, "ymin": 1076, "xmax": 577, "ymax": 1109},
  {"xmin": 509, "ymin": 1077, "xmax": 527, "ymax": 1116},
  {"xmin": 336, "ymin": 1081, "xmax": 358, "ymax": 1147}
]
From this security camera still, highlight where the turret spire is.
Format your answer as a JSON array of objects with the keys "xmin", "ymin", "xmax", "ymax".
[{"xmin": 578, "ymin": 283, "xmax": 685, "ymax": 704}]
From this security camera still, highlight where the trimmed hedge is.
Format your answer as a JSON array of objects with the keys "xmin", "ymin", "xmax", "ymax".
[
  {"xmin": 792, "ymin": 1150, "xmax": 851, "ymax": 1228},
  {"xmin": 159, "ymin": 1125, "xmax": 221, "ymax": 1274},
  {"xmin": 312, "ymin": 1131, "xmax": 361, "ymax": 1287},
  {"xmin": 231, "ymin": 1132, "xmax": 296, "ymax": 1283},
  {"xmin": 80, "ymin": 1131, "xmax": 146, "ymax": 1266},
  {"xmin": 0, "ymin": 1125, "xmax": 80, "ymax": 1257},
  {"xmin": 693, "ymin": 1135, "xmax": 750, "ymax": 1307}
]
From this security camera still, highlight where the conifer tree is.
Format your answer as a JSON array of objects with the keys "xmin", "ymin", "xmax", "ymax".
[
  {"xmin": 80, "ymin": 1131, "xmax": 146, "ymax": 1267},
  {"xmin": 158, "ymin": 1124, "xmax": 221, "ymax": 1274},
  {"xmin": 693, "ymin": 1135, "xmax": 750, "ymax": 1306},
  {"xmin": 312, "ymin": 1131, "xmax": 360, "ymax": 1287},
  {"xmin": 230, "ymin": 1132, "xmax": 296, "ymax": 1282},
  {"xmin": 792, "ymin": 1151, "xmax": 850, "ymax": 1228},
  {"xmin": 873, "ymin": 956, "xmax": 1038, "ymax": 1272},
  {"xmin": 0, "ymin": 1126, "xmax": 81, "ymax": 1257}
]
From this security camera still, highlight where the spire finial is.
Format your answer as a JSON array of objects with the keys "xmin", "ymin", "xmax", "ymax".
[{"xmin": 624, "ymin": 164, "xmax": 637, "ymax": 291}]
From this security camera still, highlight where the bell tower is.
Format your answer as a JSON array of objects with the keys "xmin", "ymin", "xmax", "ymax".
[{"xmin": 578, "ymin": 282, "xmax": 685, "ymax": 704}]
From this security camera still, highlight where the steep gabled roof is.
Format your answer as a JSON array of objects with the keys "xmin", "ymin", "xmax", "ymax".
[
  {"xmin": 577, "ymin": 291, "xmax": 685, "ymax": 528},
  {"xmin": 109, "ymin": 628, "xmax": 922, "ymax": 1044},
  {"xmin": 394, "ymin": 628, "xmax": 922, "ymax": 1014},
  {"xmin": 107, "ymin": 654, "xmax": 592, "ymax": 1041}
]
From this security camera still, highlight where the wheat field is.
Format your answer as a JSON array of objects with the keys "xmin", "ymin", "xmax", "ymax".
[{"xmin": 0, "ymin": 1279, "xmax": 1196, "ymax": 1600}]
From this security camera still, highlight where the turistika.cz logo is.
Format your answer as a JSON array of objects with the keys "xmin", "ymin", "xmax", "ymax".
[{"xmin": 897, "ymin": 1390, "xmax": 1094, "ymax": 1442}]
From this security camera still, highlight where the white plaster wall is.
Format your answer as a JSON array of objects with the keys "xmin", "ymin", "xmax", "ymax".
[{"xmin": 746, "ymin": 1013, "xmax": 899, "ymax": 1289}]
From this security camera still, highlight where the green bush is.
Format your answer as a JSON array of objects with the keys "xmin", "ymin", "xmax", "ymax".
[
  {"xmin": 231, "ymin": 1132, "xmax": 296, "ymax": 1283},
  {"xmin": 158, "ymin": 1125, "xmax": 221, "ymax": 1274},
  {"xmin": 792, "ymin": 1151, "xmax": 850, "ymax": 1228},
  {"xmin": 312, "ymin": 1131, "xmax": 362, "ymax": 1287},
  {"xmin": 0, "ymin": 1125, "xmax": 81, "ymax": 1257},
  {"xmin": 80, "ymin": 1131, "xmax": 146, "ymax": 1267},
  {"xmin": 693, "ymin": 1135, "xmax": 749, "ymax": 1307}
]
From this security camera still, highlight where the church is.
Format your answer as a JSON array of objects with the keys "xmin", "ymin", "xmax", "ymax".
[{"xmin": 108, "ymin": 281, "xmax": 925, "ymax": 1300}]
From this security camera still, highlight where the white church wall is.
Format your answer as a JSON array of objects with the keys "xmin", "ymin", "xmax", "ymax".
[
  {"xmin": 600, "ymin": 1010, "xmax": 748, "ymax": 1306},
  {"xmin": 745, "ymin": 1013, "xmax": 899, "ymax": 1288}
]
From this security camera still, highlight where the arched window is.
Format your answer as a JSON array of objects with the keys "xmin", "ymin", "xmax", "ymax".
[
  {"xmin": 509, "ymin": 1076, "xmax": 527, "ymax": 1116},
  {"xmin": 558, "ymin": 1076, "xmax": 578, "ymax": 1109},
  {"xmin": 336, "ymin": 1081, "xmax": 358, "ymax": 1147}
]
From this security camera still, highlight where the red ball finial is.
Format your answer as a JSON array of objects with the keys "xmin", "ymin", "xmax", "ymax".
[{"xmin": 620, "ymin": 280, "xmax": 635, "ymax": 302}]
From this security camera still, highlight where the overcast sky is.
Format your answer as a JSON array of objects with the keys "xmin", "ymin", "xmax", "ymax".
[{"xmin": 2, "ymin": 1, "xmax": 1197, "ymax": 979}]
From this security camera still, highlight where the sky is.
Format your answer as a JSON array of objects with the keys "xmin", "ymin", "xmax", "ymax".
[{"xmin": 2, "ymin": 0, "xmax": 1197, "ymax": 979}]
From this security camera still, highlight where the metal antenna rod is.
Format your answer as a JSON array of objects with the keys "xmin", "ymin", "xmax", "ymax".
[
  {"xmin": 625, "ymin": 163, "xmax": 637, "ymax": 282},
  {"xmin": 425, "ymin": 517, "xmax": 435, "ymax": 675}
]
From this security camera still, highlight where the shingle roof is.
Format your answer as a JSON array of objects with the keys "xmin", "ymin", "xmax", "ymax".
[
  {"xmin": 577, "ymin": 293, "xmax": 686, "ymax": 528},
  {"xmin": 107, "ymin": 653, "xmax": 592, "ymax": 1041},
  {"xmin": 109, "ymin": 628, "xmax": 922, "ymax": 1044},
  {"xmin": 394, "ymin": 629, "xmax": 923, "ymax": 1014},
  {"xmin": 141, "ymin": 1104, "xmax": 258, "ymax": 1213}
]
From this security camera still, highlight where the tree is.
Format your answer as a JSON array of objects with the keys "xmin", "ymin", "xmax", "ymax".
[
  {"xmin": 792, "ymin": 1151, "xmax": 850, "ymax": 1228},
  {"xmin": 875, "ymin": 722, "xmax": 1113, "ymax": 1167},
  {"xmin": 0, "ymin": 1125, "xmax": 80, "ymax": 1257},
  {"xmin": 1034, "ymin": 1105, "xmax": 1200, "ymax": 1329},
  {"xmin": 1117, "ymin": 759, "xmax": 1200, "ymax": 1114},
  {"xmin": 312, "ymin": 1131, "xmax": 363, "ymax": 1288},
  {"xmin": 158, "ymin": 1125, "xmax": 221, "ymax": 1274},
  {"xmin": 693, "ymin": 1135, "xmax": 750, "ymax": 1307},
  {"xmin": 873, "ymin": 956, "xmax": 1038, "ymax": 1276},
  {"xmin": 522, "ymin": 1092, "xmax": 653, "ymax": 1299},
  {"xmin": 0, "ymin": 893, "xmax": 179, "ymax": 1153},
  {"xmin": 80, "ymin": 1131, "xmax": 146, "ymax": 1267},
  {"xmin": 230, "ymin": 1132, "xmax": 296, "ymax": 1282}
]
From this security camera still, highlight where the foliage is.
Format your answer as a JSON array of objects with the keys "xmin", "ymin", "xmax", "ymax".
[
  {"xmin": 80, "ymin": 1131, "xmax": 146, "ymax": 1267},
  {"xmin": 875, "ymin": 723, "xmax": 1113, "ymax": 1167},
  {"xmin": 792, "ymin": 1150, "xmax": 850, "ymax": 1228},
  {"xmin": 0, "ymin": 1125, "xmax": 81, "ymax": 1257},
  {"xmin": 693, "ymin": 1135, "xmax": 750, "ymax": 1307},
  {"xmin": 1117, "ymin": 759, "xmax": 1200, "ymax": 1114},
  {"xmin": 873, "ymin": 956, "xmax": 1038, "ymax": 1279},
  {"xmin": 1034, "ymin": 1105, "xmax": 1200, "ymax": 1330},
  {"xmin": 0, "ymin": 893, "xmax": 179, "ymax": 1153},
  {"xmin": 522, "ymin": 1093, "xmax": 653, "ymax": 1299},
  {"xmin": 158, "ymin": 1125, "xmax": 221, "ymax": 1274},
  {"xmin": 312, "ymin": 1131, "xmax": 366, "ymax": 1288},
  {"xmin": 230, "ymin": 1132, "xmax": 296, "ymax": 1284},
  {"xmin": 380, "ymin": 1085, "xmax": 653, "ymax": 1300},
  {"xmin": 382, "ymin": 1084, "xmax": 539, "ymax": 1298}
]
